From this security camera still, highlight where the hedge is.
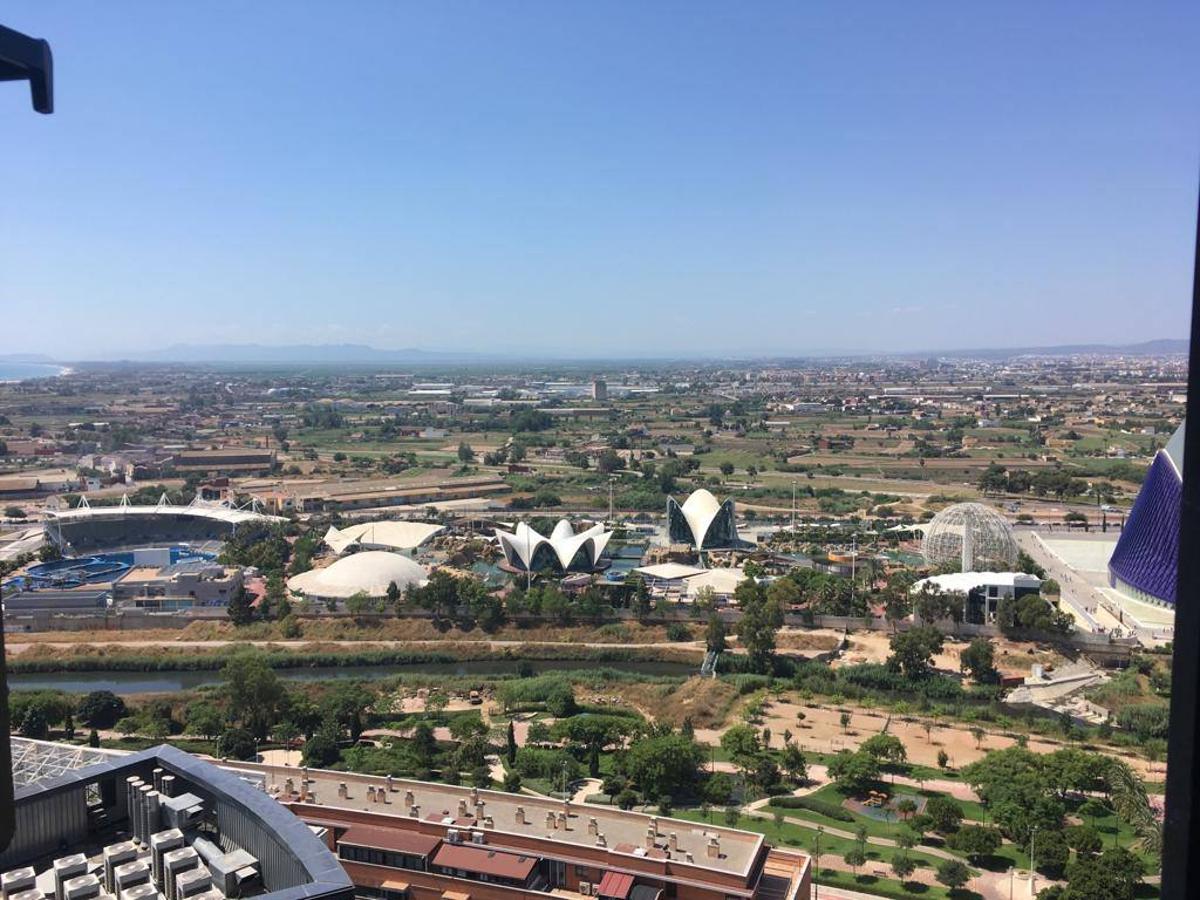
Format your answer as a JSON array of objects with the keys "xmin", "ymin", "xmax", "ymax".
[{"xmin": 768, "ymin": 795, "xmax": 856, "ymax": 822}]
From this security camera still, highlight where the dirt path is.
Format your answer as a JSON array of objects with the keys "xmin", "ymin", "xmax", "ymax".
[{"xmin": 5, "ymin": 637, "xmax": 706, "ymax": 655}]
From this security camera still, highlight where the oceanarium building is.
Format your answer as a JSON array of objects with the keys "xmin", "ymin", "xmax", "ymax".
[
  {"xmin": 667, "ymin": 489, "xmax": 742, "ymax": 550},
  {"xmin": 1108, "ymin": 421, "xmax": 1184, "ymax": 607}
]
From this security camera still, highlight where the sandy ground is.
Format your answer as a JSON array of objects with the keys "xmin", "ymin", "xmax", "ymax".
[
  {"xmin": 699, "ymin": 698, "xmax": 1157, "ymax": 779},
  {"xmin": 836, "ymin": 631, "xmax": 1065, "ymax": 679},
  {"xmin": 258, "ymin": 748, "xmax": 302, "ymax": 767}
]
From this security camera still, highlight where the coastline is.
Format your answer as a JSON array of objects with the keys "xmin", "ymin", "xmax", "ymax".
[{"xmin": 0, "ymin": 363, "xmax": 72, "ymax": 383}]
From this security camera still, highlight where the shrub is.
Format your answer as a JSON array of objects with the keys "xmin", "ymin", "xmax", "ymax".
[
  {"xmin": 666, "ymin": 623, "xmax": 692, "ymax": 642},
  {"xmin": 767, "ymin": 795, "xmax": 855, "ymax": 822},
  {"xmin": 76, "ymin": 690, "xmax": 128, "ymax": 729}
]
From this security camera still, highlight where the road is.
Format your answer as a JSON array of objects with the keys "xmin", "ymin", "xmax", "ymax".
[{"xmin": 1015, "ymin": 530, "xmax": 1111, "ymax": 634}]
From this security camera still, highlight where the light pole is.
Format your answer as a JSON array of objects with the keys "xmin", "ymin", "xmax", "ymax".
[
  {"xmin": 1029, "ymin": 825, "xmax": 1038, "ymax": 899},
  {"xmin": 813, "ymin": 826, "xmax": 823, "ymax": 900}
]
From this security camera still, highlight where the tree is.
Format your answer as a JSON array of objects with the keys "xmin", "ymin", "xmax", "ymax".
[
  {"xmin": 76, "ymin": 690, "xmax": 127, "ymax": 729},
  {"xmin": 996, "ymin": 593, "xmax": 1073, "ymax": 638},
  {"xmin": 386, "ymin": 580, "xmax": 401, "ymax": 608},
  {"xmin": 936, "ymin": 859, "xmax": 970, "ymax": 891},
  {"xmin": 949, "ymin": 824, "xmax": 1002, "ymax": 862},
  {"xmin": 883, "ymin": 590, "xmax": 913, "ymax": 632},
  {"xmin": 860, "ymin": 733, "xmax": 906, "ymax": 765},
  {"xmin": 960, "ymin": 637, "xmax": 999, "ymax": 684},
  {"xmin": 781, "ymin": 743, "xmax": 808, "ymax": 782},
  {"xmin": 828, "ymin": 750, "xmax": 880, "ymax": 795},
  {"xmin": 723, "ymin": 806, "xmax": 740, "ymax": 827},
  {"xmin": 506, "ymin": 719, "xmax": 518, "ymax": 765},
  {"xmin": 1034, "ymin": 828, "xmax": 1071, "ymax": 879},
  {"xmin": 937, "ymin": 749, "xmax": 950, "ymax": 769},
  {"xmin": 321, "ymin": 682, "xmax": 374, "ymax": 741},
  {"xmin": 895, "ymin": 798, "xmax": 918, "ymax": 822},
  {"xmin": 734, "ymin": 578, "xmax": 782, "ymax": 673},
  {"xmin": 301, "ymin": 727, "xmax": 342, "ymax": 767},
  {"xmin": 503, "ymin": 770, "xmax": 523, "ymax": 793},
  {"xmin": 1066, "ymin": 824, "xmax": 1103, "ymax": 858},
  {"xmin": 457, "ymin": 442, "xmax": 476, "ymax": 463},
  {"xmin": 222, "ymin": 652, "xmax": 285, "ymax": 740},
  {"xmin": 216, "ymin": 726, "xmax": 257, "ymax": 761},
  {"xmin": 87, "ymin": 728, "xmax": 100, "ymax": 748},
  {"xmin": 185, "ymin": 701, "xmax": 225, "ymax": 741},
  {"xmin": 887, "ymin": 625, "xmax": 944, "ymax": 679},
  {"xmin": 1061, "ymin": 847, "xmax": 1144, "ymax": 900},
  {"xmin": 843, "ymin": 846, "xmax": 867, "ymax": 877},
  {"xmin": 925, "ymin": 795, "xmax": 964, "ymax": 834},
  {"xmin": 840, "ymin": 711, "xmax": 852, "ymax": 734},
  {"xmin": 227, "ymin": 584, "xmax": 256, "ymax": 626},
  {"xmin": 20, "ymin": 706, "xmax": 49, "ymax": 739},
  {"xmin": 890, "ymin": 853, "xmax": 916, "ymax": 880},
  {"xmin": 624, "ymin": 734, "xmax": 703, "ymax": 799},
  {"xmin": 720, "ymin": 724, "xmax": 761, "ymax": 769},
  {"xmin": 705, "ymin": 613, "xmax": 728, "ymax": 654}
]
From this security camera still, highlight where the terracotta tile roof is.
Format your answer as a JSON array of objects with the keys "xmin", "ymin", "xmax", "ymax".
[{"xmin": 431, "ymin": 844, "xmax": 538, "ymax": 882}]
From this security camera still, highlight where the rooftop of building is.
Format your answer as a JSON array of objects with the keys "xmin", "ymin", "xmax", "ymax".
[
  {"xmin": 6, "ymin": 740, "xmax": 353, "ymax": 900},
  {"xmin": 226, "ymin": 762, "xmax": 765, "ymax": 879}
]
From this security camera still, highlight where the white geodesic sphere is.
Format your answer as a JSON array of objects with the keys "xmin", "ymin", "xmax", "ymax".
[{"xmin": 922, "ymin": 502, "xmax": 1018, "ymax": 571}]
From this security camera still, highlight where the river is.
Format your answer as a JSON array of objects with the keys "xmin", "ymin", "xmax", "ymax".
[{"xmin": 7, "ymin": 658, "xmax": 698, "ymax": 695}]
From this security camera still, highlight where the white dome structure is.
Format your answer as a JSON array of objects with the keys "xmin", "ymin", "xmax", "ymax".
[
  {"xmin": 667, "ymin": 489, "xmax": 740, "ymax": 549},
  {"xmin": 323, "ymin": 520, "xmax": 443, "ymax": 555},
  {"xmin": 287, "ymin": 550, "xmax": 427, "ymax": 599},
  {"xmin": 922, "ymin": 502, "xmax": 1017, "ymax": 572},
  {"xmin": 495, "ymin": 519, "xmax": 613, "ymax": 572}
]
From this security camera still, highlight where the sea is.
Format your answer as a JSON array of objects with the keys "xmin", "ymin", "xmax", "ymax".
[{"xmin": 0, "ymin": 362, "xmax": 69, "ymax": 381}]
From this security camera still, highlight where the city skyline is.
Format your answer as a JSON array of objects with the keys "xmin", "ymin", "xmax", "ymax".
[{"xmin": 4, "ymin": 2, "xmax": 1199, "ymax": 357}]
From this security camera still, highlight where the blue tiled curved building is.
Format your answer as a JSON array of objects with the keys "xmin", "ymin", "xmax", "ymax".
[{"xmin": 1108, "ymin": 422, "xmax": 1184, "ymax": 606}]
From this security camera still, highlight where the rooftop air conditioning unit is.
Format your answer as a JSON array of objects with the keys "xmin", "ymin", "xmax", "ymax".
[
  {"xmin": 447, "ymin": 829, "xmax": 461, "ymax": 844},
  {"xmin": 579, "ymin": 883, "xmax": 591, "ymax": 896},
  {"xmin": 470, "ymin": 832, "xmax": 485, "ymax": 845}
]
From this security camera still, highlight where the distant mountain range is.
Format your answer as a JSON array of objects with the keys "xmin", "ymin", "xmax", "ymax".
[
  {"xmin": 909, "ymin": 338, "xmax": 1190, "ymax": 360},
  {"xmin": 101, "ymin": 343, "xmax": 498, "ymax": 364},
  {"xmin": 46, "ymin": 337, "xmax": 1190, "ymax": 366}
]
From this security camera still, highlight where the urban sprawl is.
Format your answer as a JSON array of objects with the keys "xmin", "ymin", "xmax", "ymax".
[{"xmin": 1, "ymin": 352, "xmax": 1183, "ymax": 900}]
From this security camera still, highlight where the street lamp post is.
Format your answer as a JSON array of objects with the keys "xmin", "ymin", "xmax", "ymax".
[{"xmin": 1029, "ymin": 825, "xmax": 1039, "ymax": 898}]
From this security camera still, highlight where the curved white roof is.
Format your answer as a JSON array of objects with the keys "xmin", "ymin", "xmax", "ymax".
[
  {"xmin": 324, "ymin": 520, "xmax": 443, "ymax": 554},
  {"xmin": 1163, "ymin": 420, "xmax": 1185, "ymax": 477},
  {"xmin": 669, "ymin": 489, "xmax": 738, "ymax": 549},
  {"xmin": 911, "ymin": 571, "xmax": 1041, "ymax": 595},
  {"xmin": 495, "ymin": 519, "xmax": 613, "ymax": 571},
  {"xmin": 47, "ymin": 501, "xmax": 281, "ymax": 526},
  {"xmin": 287, "ymin": 550, "xmax": 426, "ymax": 598}
]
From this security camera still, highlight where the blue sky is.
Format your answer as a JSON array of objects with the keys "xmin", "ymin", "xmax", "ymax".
[{"xmin": 3, "ymin": 2, "xmax": 1198, "ymax": 359}]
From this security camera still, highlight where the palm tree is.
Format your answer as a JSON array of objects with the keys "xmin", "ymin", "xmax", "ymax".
[{"xmin": 1108, "ymin": 758, "xmax": 1162, "ymax": 854}]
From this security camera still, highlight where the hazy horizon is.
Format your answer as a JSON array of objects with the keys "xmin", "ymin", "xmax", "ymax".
[{"xmin": 4, "ymin": 3, "xmax": 1199, "ymax": 357}]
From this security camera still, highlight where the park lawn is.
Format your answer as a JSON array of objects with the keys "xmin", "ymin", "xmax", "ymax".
[
  {"xmin": 671, "ymin": 809, "xmax": 949, "ymax": 874},
  {"xmin": 814, "ymin": 870, "xmax": 971, "ymax": 900},
  {"xmin": 777, "ymin": 783, "xmax": 1026, "ymax": 874}
]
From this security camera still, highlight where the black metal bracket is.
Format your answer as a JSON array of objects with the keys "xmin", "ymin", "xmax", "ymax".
[{"xmin": 0, "ymin": 23, "xmax": 54, "ymax": 113}]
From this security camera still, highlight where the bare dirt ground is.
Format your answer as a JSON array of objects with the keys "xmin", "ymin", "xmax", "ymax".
[
  {"xmin": 5, "ymin": 617, "xmax": 704, "ymax": 649},
  {"xmin": 698, "ymin": 697, "xmax": 1158, "ymax": 779},
  {"xmin": 836, "ymin": 630, "xmax": 1068, "ymax": 679}
]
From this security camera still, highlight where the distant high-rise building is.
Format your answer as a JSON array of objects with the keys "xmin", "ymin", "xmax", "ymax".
[{"xmin": 591, "ymin": 378, "xmax": 607, "ymax": 401}]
